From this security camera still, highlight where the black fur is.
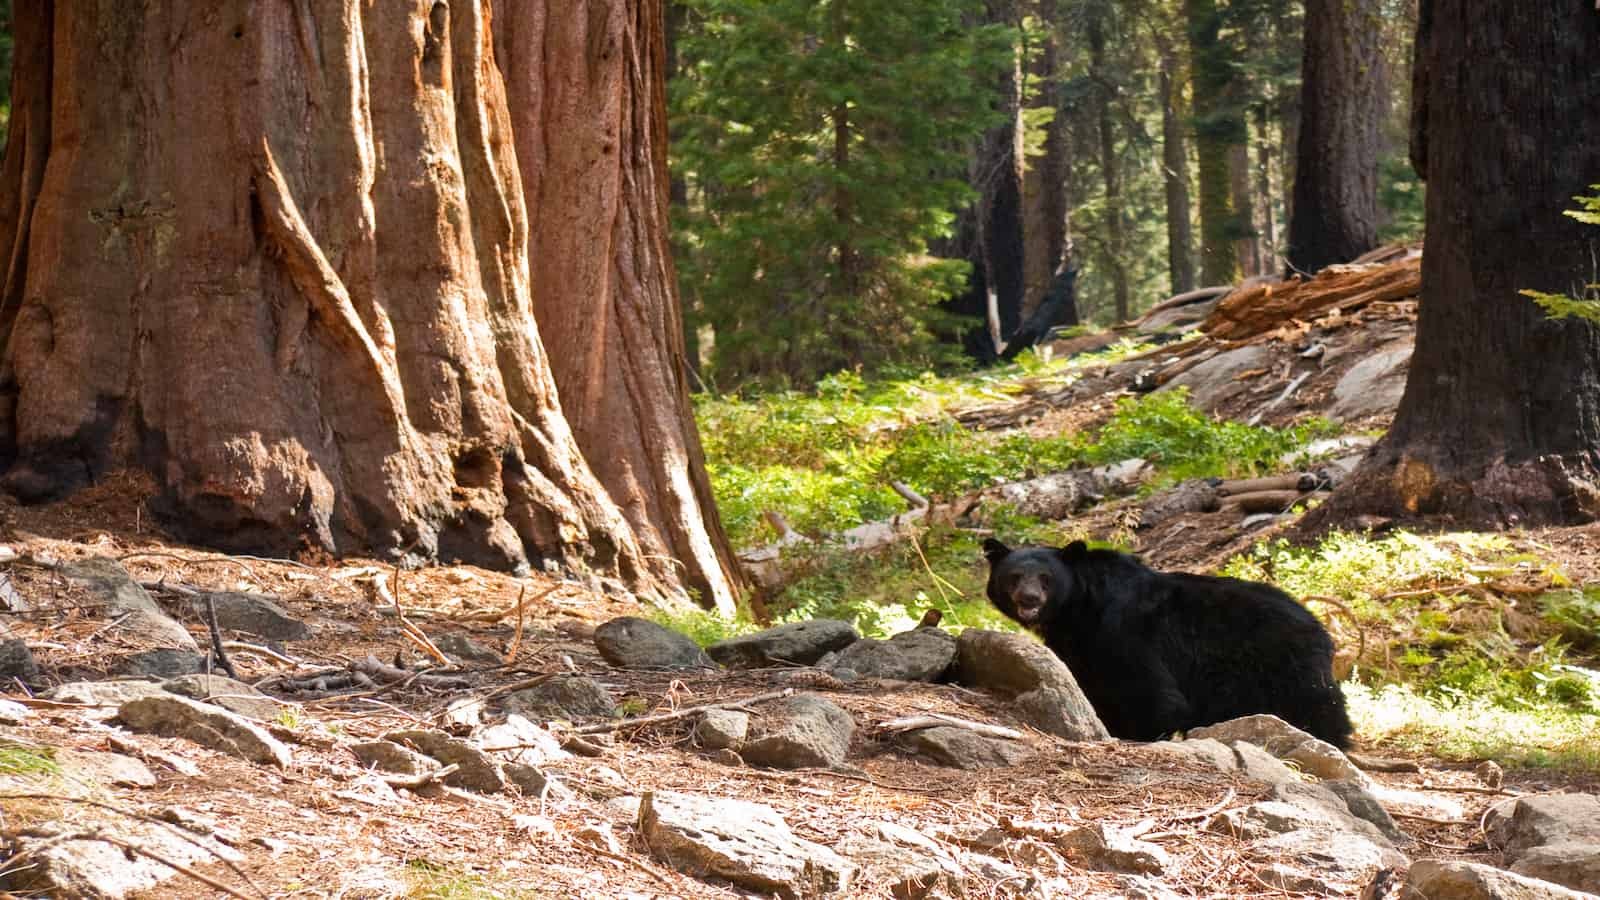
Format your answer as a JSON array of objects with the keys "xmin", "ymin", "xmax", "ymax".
[{"xmin": 982, "ymin": 538, "xmax": 1353, "ymax": 748}]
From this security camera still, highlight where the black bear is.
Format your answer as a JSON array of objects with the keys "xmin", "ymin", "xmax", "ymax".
[{"xmin": 982, "ymin": 538, "xmax": 1353, "ymax": 748}]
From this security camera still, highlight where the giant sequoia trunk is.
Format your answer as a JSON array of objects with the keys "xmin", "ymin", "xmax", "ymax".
[
  {"xmin": 1285, "ymin": 0, "xmax": 1382, "ymax": 275},
  {"xmin": 1184, "ymin": 0, "xmax": 1241, "ymax": 285},
  {"xmin": 1311, "ymin": 0, "xmax": 1600, "ymax": 529},
  {"xmin": 1020, "ymin": 0, "xmax": 1075, "ymax": 324},
  {"xmin": 0, "ymin": 2, "xmax": 731, "ymax": 607},
  {"xmin": 493, "ymin": 2, "xmax": 741, "ymax": 613},
  {"xmin": 1157, "ymin": 35, "xmax": 1196, "ymax": 296}
]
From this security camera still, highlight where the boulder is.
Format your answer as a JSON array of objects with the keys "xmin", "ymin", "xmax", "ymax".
[
  {"xmin": 162, "ymin": 673, "xmax": 284, "ymax": 722},
  {"xmin": 954, "ymin": 629, "xmax": 1108, "ymax": 741},
  {"xmin": 504, "ymin": 675, "xmax": 618, "ymax": 721},
  {"xmin": 116, "ymin": 694, "xmax": 292, "ymax": 768},
  {"xmin": 1059, "ymin": 823, "xmax": 1172, "ymax": 876},
  {"xmin": 384, "ymin": 730, "xmax": 507, "ymax": 793},
  {"xmin": 1486, "ymin": 794, "xmax": 1600, "ymax": 894},
  {"xmin": 59, "ymin": 558, "xmax": 197, "ymax": 650},
  {"xmin": 708, "ymin": 620, "xmax": 859, "ymax": 669},
  {"xmin": 694, "ymin": 709, "xmax": 750, "ymax": 750},
  {"xmin": 1329, "ymin": 344, "xmax": 1412, "ymax": 422},
  {"xmin": 1245, "ymin": 830, "xmax": 1407, "ymax": 894},
  {"xmin": 1159, "ymin": 344, "xmax": 1273, "ymax": 411},
  {"xmin": 473, "ymin": 714, "xmax": 572, "ymax": 767},
  {"xmin": 1399, "ymin": 859, "xmax": 1595, "ymax": 900},
  {"xmin": 899, "ymin": 726, "xmax": 1031, "ymax": 770},
  {"xmin": 186, "ymin": 591, "xmax": 311, "ymax": 641},
  {"xmin": 824, "ymin": 627, "xmax": 956, "ymax": 682},
  {"xmin": 56, "ymin": 749, "xmax": 158, "ymax": 788},
  {"xmin": 594, "ymin": 616, "xmax": 713, "ymax": 669},
  {"xmin": 110, "ymin": 648, "xmax": 206, "ymax": 679},
  {"xmin": 740, "ymin": 694, "xmax": 855, "ymax": 770},
  {"xmin": 350, "ymin": 740, "xmax": 441, "ymax": 775},
  {"xmin": 637, "ymin": 791, "xmax": 855, "ymax": 897},
  {"xmin": 47, "ymin": 680, "xmax": 170, "ymax": 708},
  {"xmin": 1190, "ymin": 714, "xmax": 1369, "ymax": 784}
]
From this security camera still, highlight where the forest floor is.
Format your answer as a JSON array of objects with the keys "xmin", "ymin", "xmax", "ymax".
[{"xmin": 3, "ymin": 254, "xmax": 1600, "ymax": 899}]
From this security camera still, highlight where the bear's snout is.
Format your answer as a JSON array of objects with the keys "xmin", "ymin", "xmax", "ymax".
[{"xmin": 1010, "ymin": 584, "xmax": 1048, "ymax": 623}]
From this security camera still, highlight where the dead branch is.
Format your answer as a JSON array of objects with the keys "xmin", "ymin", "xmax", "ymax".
[
  {"xmin": 1215, "ymin": 473, "xmax": 1319, "ymax": 496},
  {"xmin": 1219, "ymin": 489, "xmax": 1327, "ymax": 515},
  {"xmin": 1168, "ymin": 787, "xmax": 1236, "ymax": 822},
  {"xmin": 572, "ymin": 688, "xmax": 794, "ymax": 735},
  {"xmin": 877, "ymin": 714, "xmax": 1026, "ymax": 741},
  {"xmin": 382, "ymin": 762, "xmax": 460, "ymax": 790},
  {"xmin": 505, "ymin": 583, "xmax": 529, "ymax": 665},
  {"xmin": 891, "ymin": 481, "xmax": 930, "ymax": 509},
  {"xmin": 203, "ymin": 593, "xmax": 240, "ymax": 680},
  {"xmin": 350, "ymin": 655, "xmax": 470, "ymax": 690}
]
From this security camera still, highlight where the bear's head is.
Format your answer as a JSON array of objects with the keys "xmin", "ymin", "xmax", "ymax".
[{"xmin": 981, "ymin": 538, "xmax": 1087, "ymax": 628}]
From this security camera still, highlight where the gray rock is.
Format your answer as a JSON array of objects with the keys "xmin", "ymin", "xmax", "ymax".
[
  {"xmin": 825, "ymin": 627, "xmax": 956, "ymax": 682},
  {"xmin": 1511, "ymin": 844, "xmax": 1600, "ymax": 895},
  {"xmin": 1322, "ymin": 778, "xmax": 1406, "ymax": 844},
  {"xmin": 433, "ymin": 632, "xmax": 503, "ymax": 665},
  {"xmin": 1245, "ymin": 830, "xmax": 1407, "ymax": 894},
  {"xmin": 1400, "ymin": 859, "xmax": 1595, "ymax": 900},
  {"xmin": 473, "ymin": 714, "xmax": 572, "ymax": 767},
  {"xmin": 900, "ymin": 726, "xmax": 1031, "ymax": 770},
  {"xmin": 1, "ymin": 819, "xmax": 240, "ymax": 898},
  {"xmin": 1190, "ymin": 714, "xmax": 1370, "ymax": 784},
  {"xmin": 59, "ymin": 557, "xmax": 197, "ymax": 650},
  {"xmin": 1060, "ymin": 823, "xmax": 1172, "ymax": 876},
  {"xmin": 504, "ymin": 675, "xmax": 618, "ymax": 721},
  {"xmin": 1209, "ymin": 800, "xmax": 1349, "ymax": 841},
  {"xmin": 57, "ymin": 749, "xmax": 158, "ymax": 788},
  {"xmin": 46, "ymin": 679, "xmax": 170, "ymax": 707},
  {"xmin": 350, "ymin": 740, "xmax": 441, "ymax": 775},
  {"xmin": 594, "ymin": 616, "xmax": 713, "ymax": 669},
  {"xmin": 187, "ymin": 592, "xmax": 311, "ymax": 641},
  {"xmin": 1149, "ymin": 737, "xmax": 1240, "ymax": 771},
  {"xmin": 0, "ymin": 638, "xmax": 41, "ymax": 684},
  {"xmin": 111, "ymin": 648, "xmax": 206, "ymax": 678},
  {"xmin": 695, "ymin": 709, "xmax": 750, "ymax": 750},
  {"xmin": 707, "ymin": 620, "xmax": 859, "ymax": 668},
  {"xmin": 740, "ymin": 694, "xmax": 855, "ymax": 770},
  {"xmin": 1330, "ymin": 344, "xmax": 1412, "ymax": 422},
  {"xmin": 1486, "ymin": 794, "xmax": 1600, "ymax": 894},
  {"xmin": 1268, "ymin": 782, "xmax": 1396, "ymax": 846},
  {"xmin": 385, "ymin": 730, "xmax": 507, "ymax": 793},
  {"xmin": 116, "ymin": 694, "xmax": 292, "ymax": 768},
  {"xmin": 1160, "ymin": 344, "xmax": 1273, "ymax": 411},
  {"xmin": 637, "ymin": 790, "xmax": 856, "ymax": 897},
  {"xmin": 162, "ymin": 673, "xmax": 283, "ymax": 722},
  {"xmin": 837, "ymin": 820, "xmax": 967, "ymax": 899},
  {"xmin": 504, "ymin": 763, "xmax": 573, "ymax": 801},
  {"xmin": 954, "ymin": 629, "xmax": 1109, "ymax": 741},
  {"xmin": 0, "ymin": 697, "xmax": 28, "ymax": 725}
]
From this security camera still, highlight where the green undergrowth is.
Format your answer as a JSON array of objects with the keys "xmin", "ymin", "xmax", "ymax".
[
  {"xmin": 699, "ymin": 355, "xmax": 1338, "ymax": 548},
  {"xmin": 1224, "ymin": 530, "xmax": 1600, "ymax": 769}
]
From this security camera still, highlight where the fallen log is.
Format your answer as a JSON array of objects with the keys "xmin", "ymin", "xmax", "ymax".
[
  {"xmin": 1219, "ymin": 489, "xmax": 1328, "ymax": 515},
  {"xmin": 1215, "ymin": 473, "xmax": 1320, "ymax": 496},
  {"xmin": 1203, "ymin": 255, "xmax": 1421, "ymax": 342}
]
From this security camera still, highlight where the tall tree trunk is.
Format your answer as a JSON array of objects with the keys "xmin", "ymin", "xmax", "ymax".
[
  {"xmin": 1310, "ymin": 0, "xmax": 1600, "ymax": 529},
  {"xmin": 1185, "ymin": 0, "xmax": 1240, "ymax": 285},
  {"xmin": 1157, "ymin": 36, "xmax": 1196, "ymax": 295},
  {"xmin": 494, "ymin": 1, "xmax": 742, "ymax": 613},
  {"xmin": 1286, "ymin": 0, "xmax": 1383, "ymax": 275},
  {"xmin": 1021, "ymin": 0, "xmax": 1075, "ymax": 324},
  {"xmin": 1228, "ymin": 141, "xmax": 1259, "ymax": 277},
  {"xmin": 967, "ymin": 0, "xmax": 1027, "ymax": 352},
  {"xmin": 1255, "ymin": 107, "xmax": 1278, "ymax": 272},
  {"xmin": 1088, "ymin": 15, "xmax": 1128, "ymax": 322},
  {"xmin": 0, "ymin": 2, "xmax": 700, "ymax": 604}
]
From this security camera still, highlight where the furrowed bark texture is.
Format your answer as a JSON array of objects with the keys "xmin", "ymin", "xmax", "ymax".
[
  {"xmin": 1286, "ymin": 0, "xmax": 1383, "ymax": 275},
  {"xmin": 1020, "ymin": 0, "xmax": 1074, "ymax": 324},
  {"xmin": 1310, "ymin": 0, "xmax": 1600, "ymax": 529},
  {"xmin": 0, "ymin": 2, "xmax": 697, "ymax": 600},
  {"xmin": 493, "ymin": 0, "xmax": 741, "ymax": 613}
]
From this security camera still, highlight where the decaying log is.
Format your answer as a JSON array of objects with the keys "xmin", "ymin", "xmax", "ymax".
[
  {"xmin": 1216, "ymin": 473, "xmax": 1320, "ymax": 495},
  {"xmin": 1219, "ymin": 489, "xmax": 1329, "ymax": 515},
  {"xmin": 1135, "ymin": 285, "xmax": 1235, "ymax": 323},
  {"xmin": 1203, "ymin": 255, "xmax": 1421, "ymax": 342}
]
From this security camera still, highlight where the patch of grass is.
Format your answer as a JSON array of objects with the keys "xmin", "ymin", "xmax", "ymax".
[
  {"xmin": 404, "ymin": 861, "xmax": 540, "ymax": 900},
  {"xmin": 644, "ymin": 604, "xmax": 761, "ymax": 647},
  {"xmin": 1348, "ymin": 680, "xmax": 1600, "ymax": 770},
  {"xmin": 274, "ymin": 705, "xmax": 304, "ymax": 730},
  {"xmin": 0, "ymin": 744, "xmax": 60, "ymax": 778}
]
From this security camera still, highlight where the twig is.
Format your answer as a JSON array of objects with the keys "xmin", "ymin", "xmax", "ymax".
[
  {"xmin": 909, "ymin": 533, "xmax": 964, "ymax": 601},
  {"xmin": 573, "ymin": 838, "xmax": 673, "ymax": 885},
  {"xmin": 204, "ymin": 593, "xmax": 240, "ymax": 680},
  {"xmin": 383, "ymin": 568, "xmax": 450, "ymax": 666},
  {"xmin": 890, "ymin": 481, "xmax": 930, "ymax": 509},
  {"xmin": 382, "ymin": 762, "xmax": 460, "ymax": 790},
  {"xmin": 81, "ymin": 612, "xmax": 133, "ymax": 642},
  {"xmin": 573, "ymin": 689, "xmax": 794, "ymax": 735},
  {"xmin": 878, "ymin": 714, "xmax": 1024, "ymax": 741},
  {"xmin": 1169, "ymin": 787, "xmax": 1237, "ymax": 822},
  {"xmin": 222, "ymin": 641, "xmax": 301, "ymax": 667}
]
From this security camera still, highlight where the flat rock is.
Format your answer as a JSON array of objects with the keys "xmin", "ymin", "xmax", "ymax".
[
  {"xmin": 1330, "ymin": 343, "xmax": 1412, "ymax": 421},
  {"xmin": 433, "ymin": 632, "xmax": 503, "ymax": 665},
  {"xmin": 837, "ymin": 820, "xmax": 967, "ymax": 899},
  {"xmin": 954, "ymin": 629, "xmax": 1108, "ymax": 741},
  {"xmin": 740, "ymin": 694, "xmax": 855, "ymax": 770},
  {"xmin": 57, "ymin": 749, "xmax": 158, "ymax": 788},
  {"xmin": 1400, "ymin": 859, "xmax": 1595, "ymax": 900},
  {"xmin": 47, "ymin": 680, "xmax": 170, "ymax": 708},
  {"xmin": 1245, "ymin": 830, "xmax": 1407, "ymax": 894},
  {"xmin": 1191, "ymin": 714, "xmax": 1369, "ymax": 784},
  {"xmin": 111, "ymin": 648, "xmax": 206, "ymax": 679},
  {"xmin": 1, "ymin": 818, "xmax": 241, "ymax": 898},
  {"xmin": 117, "ymin": 694, "xmax": 291, "ymax": 768},
  {"xmin": 59, "ymin": 557, "xmax": 197, "ymax": 651},
  {"xmin": 187, "ymin": 591, "xmax": 311, "ymax": 641},
  {"xmin": 0, "ymin": 697, "xmax": 27, "ymax": 725},
  {"xmin": 504, "ymin": 675, "xmax": 618, "ymax": 721},
  {"xmin": 1511, "ymin": 843, "xmax": 1600, "ymax": 894},
  {"xmin": 0, "ymin": 638, "xmax": 41, "ymax": 684},
  {"xmin": 162, "ymin": 673, "xmax": 283, "ymax": 722},
  {"xmin": 594, "ymin": 616, "xmax": 713, "ymax": 669},
  {"xmin": 350, "ymin": 740, "xmax": 440, "ymax": 775},
  {"xmin": 695, "ymin": 709, "xmax": 750, "ymax": 750},
  {"xmin": 708, "ymin": 620, "xmax": 859, "ymax": 668},
  {"xmin": 900, "ymin": 726, "xmax": 1031, "ymax": 770},
  {"xmin": 473, "ymin": 714, "xmax": 572, "ymax": 767},
  {"xmin": 1160, "ymin": 344, "xmax": 1273, "ymax": 411},
  {"xmin": 1209, "ymin": 800, "xmax": 1347, "ymax": 841},
  {"xmin": 1486, "ymin": 794, "xmax": 1600, "ymax": 894},
  {"xmin": 824, "ymin": 627, "xmax": 956, "ymax": 682},
  {"xmin": 385, "ymin": 729, "xmax": 506, "ymax": 793},
  {"xmin": 637, "ymin": 790, "xmax": 855, "ymax": 897}
]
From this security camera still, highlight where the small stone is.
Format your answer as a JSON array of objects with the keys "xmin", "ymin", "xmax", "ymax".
[
  {"xmin": 385, "ymin": 730, "xmax": 506, "ymax": 793},
  {"xmin": 473, "ymin": 715, "xmax": 572, "ymax": 767},
  {"xmin": 1475, "ymin": 759, "xmax": 1505, "ymax": 789},
  {"xmin": 162, "ymin": 673, "xmax": 283, "ymax": 722},
  {"xmin": 899, "ymin": 726, "xmax": 1031, "ymax": 770},
  {"xmin": 111, "ymin": 649, "xmax": 206, "ymax": 679},
  {"xmin": 1399, "ymin": 859, "xmax": 1594, "ymax": 900},
  {"xmin": 504, "ymin": 675, "xmax": 618, "ymax": 721},
  {"xmin": 1013, "ymin": 686, "xmax": 1110, "ymax": 741},
  {"xmin": 1510, "ymin": 843, "xmax": 1600, "ymax": 895},
  {"xmin": 187, "ymin": 592, "xmax": 311, "ymax": 641},
  {"xmin": 350, "ymin": 740, "xmax": 441, "ymax": 775},
  {"xmin": 116, "ymin": 694, "xmax": 292, "ymax": 768},
  {"xmin": 1485, "ymin": 794, "xmax": 1600, "ymax": 859},
  {"xmin": 740, "ymin": 694, "xmax": 855, "ymax": 770},
  {"xmin": 824, "ymin": 627, "xmax": 957, "ymax": 682},
  {"xmin": 443, "ymin": 696, "xmax": 486, "ymax": 728},
  {"xmin": 434, "ymin": 632, "xmax": 503, "ymax": 666},
  {"xmin": 46, "ymin": 680, "xmax": 171, "ymax": 710},
  {"xmin": 637, "ymin": 791, "xmax": 856, "ymax": 897},
  {"xmin": 0, "ymin": 697, "xmax": 29, "ymax": 725},
  {"xmin": 0, "ymin": 638, "xmax": 41, "ymax": 684},
  {"xmin": 593, "ymin": 616, "xmax": 713, "ymax": 669},
  {"xmin": 694, "ymin": 708, "xmax": 750, "ymax": 750},
  {"xmin": 707, "ymin": 620, "xmax": 859, "ymax": 669},
  {"xmin": 1209, "ymin": 801, "xmax": 1345, "ymax": 841}
]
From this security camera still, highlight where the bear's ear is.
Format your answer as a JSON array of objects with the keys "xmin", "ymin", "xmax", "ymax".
[
  {"xmin": 1058, "ymin": 540, "xmax": 1088, "ymax": 562},
  {"xmin": 982, "ymin": 538, "xmax": 1012, "ymax": 562}
]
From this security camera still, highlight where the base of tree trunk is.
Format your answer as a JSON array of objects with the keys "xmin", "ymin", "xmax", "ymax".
[{"xmin": 1303, "ymin": 444, "xmax": 1600, "ymax": 533}]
